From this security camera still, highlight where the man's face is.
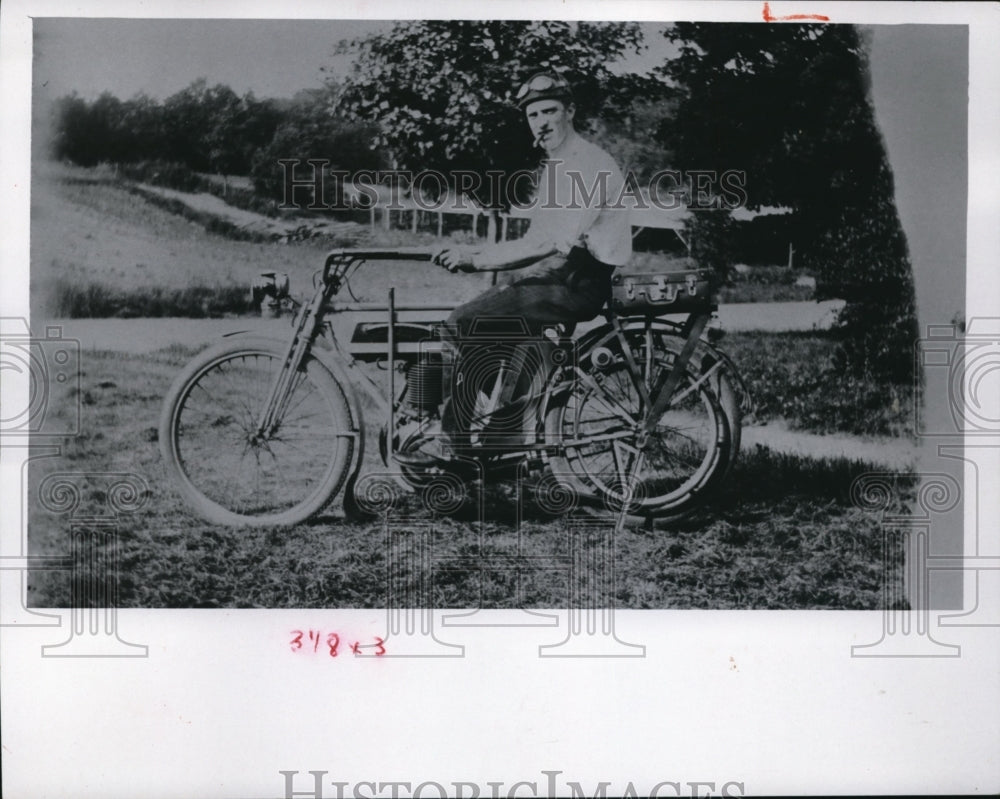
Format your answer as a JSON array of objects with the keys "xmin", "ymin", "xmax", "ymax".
[{"xmin": 525, "ymin": 98, "xmax": 574, "ymax": 152}]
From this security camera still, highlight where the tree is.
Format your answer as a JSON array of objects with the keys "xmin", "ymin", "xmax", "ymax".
[
  {"xmin": 49, "ymin": 91, "xmax": 128, "ymax": 166},
  {"xmin": 660, "ymin": 23, "xmax": 917, "ymax": 383},
  {"xmin": 50, "ymin": 93, "xmax": 95, "ymax": 164},
  {"xmin": 116, "ymin": 93, "xmax": 166, "ymax": 163},
  {"xmin": 336, "ymin": 21, "xmax": 665, "ymax": 209},
  {"xmin": 249, "ymin": 86, "xmax": 386, "ymax": 204},
  {"xmin": 590, "ymin": 96, "xmax": 678, "ymax": 183}
]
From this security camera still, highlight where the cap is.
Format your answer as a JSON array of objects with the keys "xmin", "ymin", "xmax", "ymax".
[{"xmin": 514, "ymin": 72, "xmax": 573, "ymax": 110}]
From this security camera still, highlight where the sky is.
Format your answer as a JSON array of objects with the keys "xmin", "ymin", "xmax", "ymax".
[
  {"xmin": 32, "ymin": 18, "xmax": 671, "ymax": 103},
  {"xmin": 32, "ymin": 19, "xmax": 387, "ymax": 102}
]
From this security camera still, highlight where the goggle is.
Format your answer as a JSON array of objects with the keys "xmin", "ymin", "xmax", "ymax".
[{"xmin": 515, "ymin": 74, "xmax": 570, "ymax": 101}]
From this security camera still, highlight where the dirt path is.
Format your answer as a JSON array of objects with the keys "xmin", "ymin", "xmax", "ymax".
[
  {"xmin": 134, "ymin": 183, "xmax": 371, "ymax": 241},
  {"xmin": 46, "ymin": 317, "xmax": 915, "ymax": 469},
  {"xmin": 741, "ymin": 419, "xmax": 917, "ymax": 468},
  {"xmin": 46, "ymin": 296, "xmax": 844, "ymax": 357}
]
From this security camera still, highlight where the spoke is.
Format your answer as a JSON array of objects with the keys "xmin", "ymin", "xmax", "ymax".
[
  {"xmin": 571, "ymin": 412, "xmax": 623, "ymax": 425},
  {"xmin": 189, "ymin": 380, "xmax": 248, "ymax": 426},
  {"xmin": 280, "ymin": 375, "xmax": 320, "ymax": 421},
  {"xmin": 668, "ymin": 361, "xmax": 724, "ymax": 407},
  {"xmin": 270, "ymin": 432, "xmax": 350, "ymax": 442},
  {"xmin": 648, "ymin": 439, "xmax": 708, "ymax": 470},
  {"xmin": 576, "ymin": 381, "xmax": 636, "ymax": 427},
  {"xmin": 215, "ymin": 360, "xmax": 260, "ymax": 426},
  {"xmin": 645, "ymin": 324, "xmax": 654, "ymax": 388},
  {"xmin": 559, "ymin": 428, "xmax": 635, "ymax": 449},
  {"xmin": 216, "ymin": 443, "xmax": 253, "ymax": 508},
  {"xmin": 609, "ymin": 365, "xmax": 635, "ymax": 409},
  {"xmin": 656, "ymin": 414, "xmax": 713, "ymax": 449},
  {"xmin": 263, "ymin": 445, "xmax": 304, "ymax": 502}
]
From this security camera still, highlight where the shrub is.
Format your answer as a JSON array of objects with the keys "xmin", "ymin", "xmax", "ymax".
[{"xmin": 47, "ymin": 278, "xmax": 253, "ymax": 318}]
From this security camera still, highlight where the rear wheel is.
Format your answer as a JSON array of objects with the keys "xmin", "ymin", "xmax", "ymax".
[
  {"xmin": 159, "ymin": 338, "xmax": 359, "ymax": 526},
  {"xmin": 545, "ymin": 325, "xmax": 732, "ymax": 517}
]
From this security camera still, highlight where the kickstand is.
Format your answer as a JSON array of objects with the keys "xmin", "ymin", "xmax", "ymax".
[{"xmin": 613, "ymin": 451, "xmax": 645, "ymax": 536}]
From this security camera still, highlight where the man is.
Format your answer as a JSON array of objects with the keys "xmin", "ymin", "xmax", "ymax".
[{"xmin": 395, "ymin": 71, "xmax": 632, "ymax": 467}]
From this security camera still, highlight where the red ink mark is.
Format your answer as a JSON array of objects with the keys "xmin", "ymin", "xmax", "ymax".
[
  {"xmin": 289, "ymin": 631, "xmax": 384, "ymax": 658},
  {"xmin": 762, "ymin": 2, "xmax": 830, "ymax": 21}
]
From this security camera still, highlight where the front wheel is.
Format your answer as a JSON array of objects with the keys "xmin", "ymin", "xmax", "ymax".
[{"xmin": 159, "ymin": 337, "xmax": 360, "ymax": 526}]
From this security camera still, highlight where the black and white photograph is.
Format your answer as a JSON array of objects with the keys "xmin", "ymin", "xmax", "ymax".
[
  {"xmin": 21, "ymin": 15, "xmax": 966, "ymax": 610},
  {"xmin": 2, "ymin": 1, "xmax": 998, "ymax": 797}
]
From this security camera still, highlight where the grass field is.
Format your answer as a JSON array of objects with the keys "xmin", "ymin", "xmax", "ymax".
[{"xmin": 26, "ymin": 345, "xmax": 909, "ymax": 610}]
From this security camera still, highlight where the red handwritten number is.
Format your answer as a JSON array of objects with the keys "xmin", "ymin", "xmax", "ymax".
[
  {"xmin": 762, "ymin": 2, "xmax": 830, "ymax": 21},
  {"xmin": 291, "ymin": 631, "xmax": 384, "ymax": 657}
]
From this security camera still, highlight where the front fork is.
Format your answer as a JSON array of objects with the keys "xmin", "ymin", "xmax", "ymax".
[{"xmin": 253, "ymin": 284, "xmax": 330, "ymax": 439}]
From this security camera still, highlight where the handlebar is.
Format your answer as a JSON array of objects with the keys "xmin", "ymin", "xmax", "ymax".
[
  {"xmin": 323, "ymin": 247, "xmax": 437, "ymax": 286},
  {"xmin": 324, "ymin": 247, "xmax": 434, "ymax": 266}
]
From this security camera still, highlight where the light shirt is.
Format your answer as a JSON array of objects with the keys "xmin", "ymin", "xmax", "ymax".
[{"xmin": 524, "ymin": 134, "xmax": 633, "ymax": 267}]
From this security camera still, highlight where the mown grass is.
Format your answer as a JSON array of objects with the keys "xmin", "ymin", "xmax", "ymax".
[{"xmin": 27, "ymin": 347, "xmax": 909, "ymax": 610}]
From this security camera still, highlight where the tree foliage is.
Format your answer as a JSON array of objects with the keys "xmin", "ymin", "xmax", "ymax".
[
  {"xmin": 160, "ymin": 80, "xmax": 283, "ymax": 176},
  {"xmin": 249, "ymin": 86, "xmax": 386, "ymax": 202},
  {"xmin": 661, "ymin": 23, "xmax": 917, "ymax": 383},
  {"xmin": 336, "ymin": 20, "xmax": 666, "ymax": 207},
  {"xmin": 50, "ymin": 92, "xmax": 159, "ymax": 166},
  {"xmin": 49, "ymin": 80, "xmax": 285, "ymax": 178}
]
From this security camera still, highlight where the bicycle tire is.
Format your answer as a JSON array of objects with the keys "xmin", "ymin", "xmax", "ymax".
[
  {"xmin": 159, "ymin": 337, "xmax": 359, "ymax": 526},
  {"xmin": 642, "ymin": 328, "xmax": 743, "ymax": 478},
  {"xmin": 544, "ymin": 326, "xmax": 733, "ymax": 517},
  {"xmin": 578, "ymin": 318, "xmax": 744, "ymax": 469}
]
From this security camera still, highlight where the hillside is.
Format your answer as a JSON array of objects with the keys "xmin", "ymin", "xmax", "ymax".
[{"xmin": 29, "ymin": 163, "xmax": 492, "ymax": 319}]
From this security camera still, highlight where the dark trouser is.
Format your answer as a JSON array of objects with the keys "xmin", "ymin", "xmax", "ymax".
[
  {"xmin": 439, "ymin": 247, "xmax": 614, "ymax": 440},
  {"xmin": 445, "ymin": 248, "xmax": 614, "ymax": 338}
]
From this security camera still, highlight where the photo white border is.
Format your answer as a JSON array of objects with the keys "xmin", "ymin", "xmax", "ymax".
[{"xmin": 2, "ymin": 2, "xmax": 998, "ymax": 796}]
